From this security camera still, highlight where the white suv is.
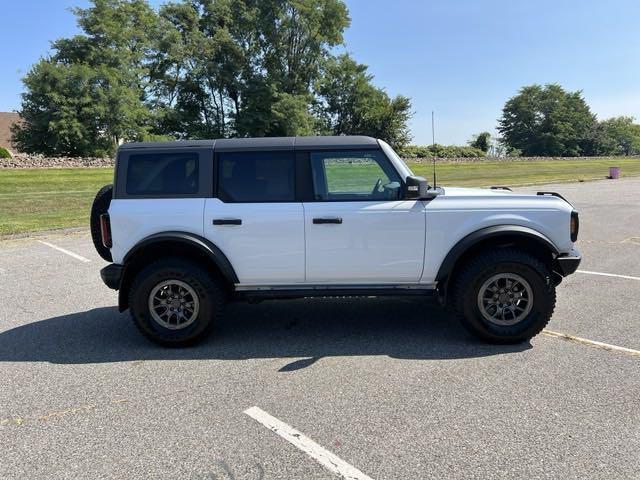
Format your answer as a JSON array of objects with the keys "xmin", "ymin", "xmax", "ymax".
[{"xmin": 91, "ymin": 136, "xmax": 581, "ymax": 346}]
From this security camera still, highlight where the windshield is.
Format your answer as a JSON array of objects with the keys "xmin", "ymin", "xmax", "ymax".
[{"xmin": 379, "ymin": 139, "xmax": 415, "ymax": 179}]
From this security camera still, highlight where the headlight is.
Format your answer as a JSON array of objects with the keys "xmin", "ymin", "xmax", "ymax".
[{"xmin": 570, "ymin": 211, "xmax": 579, "ymax": 242}]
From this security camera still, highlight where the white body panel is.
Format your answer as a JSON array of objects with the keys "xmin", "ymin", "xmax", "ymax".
[
  {"xmin": 303, "ymin": 200, "xmax": 426, "ymax": 283},
  {"xmin": 203, "ymin": 199, "xmax": 305, "ymax": 284},
  {"xmin": 421, "ymin": 188, "xmax": 574, "ymax": 283},
  {"xmin": 107, "ymin": 141, "xmax": 576, "ymax": 291},
  {"xmin": 109, "ymin": 198, "xmax": 205, "ymax": 264},
  {"xmin": 109, "ymin": 190, "xmax": 574, "ymax": 287}
]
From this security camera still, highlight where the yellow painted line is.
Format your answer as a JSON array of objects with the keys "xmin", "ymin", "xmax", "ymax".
[
  {"xmin": 1, "ymin": 404, "xmax": 96, "ymax": 427},
  {"xmin": 0, "ymin": 399, "xmax": 128, "ymax": 427},
  {"xmin": 543, "ymin": 329, "xmax": 640, "ymax": 357}
]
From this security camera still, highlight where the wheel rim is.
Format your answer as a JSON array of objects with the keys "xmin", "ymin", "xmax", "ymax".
[
  {"xmin": 148, "ymin": 280, "xmax": 200, "ymax": 330},
  {"xmin": 477, "ymin": 273, "xmax": 533, "ymax": 326}
]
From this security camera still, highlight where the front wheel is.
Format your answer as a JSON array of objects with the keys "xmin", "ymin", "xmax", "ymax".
[
  {"xmin": 452, "ymin": 249, "xmax": 556, "ymax": 344},
  {"xmin": 129, "ymin": 259, "xmax": 224, "ymax": 346}
]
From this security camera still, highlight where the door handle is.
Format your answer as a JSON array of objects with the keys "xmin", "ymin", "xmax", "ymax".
[
  {"xmin": 313, "ymin": 217, "xmax": 342, "ymax": 224},
  {"xmin": 213, "ymin": 219, "xmax": 242, "ymax": 226}
]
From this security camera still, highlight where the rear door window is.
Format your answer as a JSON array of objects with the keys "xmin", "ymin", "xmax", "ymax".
[
  {"xmin": 217, "ymin": 151, "xmax": 295, "ymax": 202},
  {"xmin": 126, "ymin": 152, "xmax": 199, "ymax": 195}
]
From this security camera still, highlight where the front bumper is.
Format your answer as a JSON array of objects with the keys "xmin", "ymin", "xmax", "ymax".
[
  {"xmin": 100, "ymin": 263, "xmax": 124, "ymax": 290},
  {"xmin": 554, "ymin": 248, "xmax": 582, "ymax": 276}
]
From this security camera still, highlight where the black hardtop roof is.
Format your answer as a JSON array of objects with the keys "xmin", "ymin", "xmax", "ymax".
[{"xmin": 118, "ymin": 135, "xmax": 379, "ymax": 152}]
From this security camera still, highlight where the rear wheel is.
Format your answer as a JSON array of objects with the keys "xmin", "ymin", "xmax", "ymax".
[
  {"xmin": 129, "ymin": 258, "xmax": 224, "ymax": 346},
  {"xmin": 452, "ymin": 248, "xmax": 555, "ymax": 343}
]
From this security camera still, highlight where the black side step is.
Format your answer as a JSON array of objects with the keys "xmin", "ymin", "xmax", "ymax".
[{"xmin": 234, "ymin": 286, "xmax": 438, "ymax": 301}]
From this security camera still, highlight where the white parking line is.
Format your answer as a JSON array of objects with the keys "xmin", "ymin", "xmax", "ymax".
[
  {"xmin": 543, "ymin": 330, "xmax": 640, "ymax": 357},
  {"xmin": 577, "ymin": 269, "xmax": 640, "ymax": 281},
  {"xmin": 244, "ymin": 406, "xmax": 374, "ymax": 480},
  {"xmin": 37, "ymin": 240, "xmax": 91, "ymax": 263}
]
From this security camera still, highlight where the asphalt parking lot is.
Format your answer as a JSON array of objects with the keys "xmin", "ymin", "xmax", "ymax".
[{"xmin": 1, "ymin": 177, "xmax": 639, "ymax": 479}]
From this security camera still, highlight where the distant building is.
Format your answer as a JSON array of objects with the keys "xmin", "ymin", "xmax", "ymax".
[{"xmin": 0, "ymin": 112, "xmax": 21, "ymax": 153}]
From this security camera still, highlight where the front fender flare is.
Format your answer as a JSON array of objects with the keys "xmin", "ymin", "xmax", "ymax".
[{"xmin": 435, "ymin": 225, "xmax": 560, "ymax": 287}]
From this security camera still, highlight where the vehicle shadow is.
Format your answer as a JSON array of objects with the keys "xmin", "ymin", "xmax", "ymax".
[{"xmin": 0, "ymin": 297, "xmax": 530, "ymax": 368}]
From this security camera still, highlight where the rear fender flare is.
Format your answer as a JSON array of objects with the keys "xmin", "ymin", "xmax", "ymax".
[{"xmin": 118, "ymin": 231, "xmax": 238, "ymax": 311}]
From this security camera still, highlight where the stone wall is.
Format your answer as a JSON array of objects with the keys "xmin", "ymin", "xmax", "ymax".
[
  {"xmin": 1, "ymin": 153, "xmax": 635, "ymax": 169},
  {"xmin": 0, "ymin": 154, "xmax": 114, "ymax": 169},
  {"xmin": 405, "ymin": 156, "xmax": 635, "ymax": 164}
]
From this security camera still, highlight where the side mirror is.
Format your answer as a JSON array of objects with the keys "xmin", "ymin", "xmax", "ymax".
[{"xmin": 404, "ymin": 175, "xmax": 430, "ymax": 200}]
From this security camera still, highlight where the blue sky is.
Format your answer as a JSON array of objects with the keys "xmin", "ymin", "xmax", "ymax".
[{"xmin": 1, "ymin": 0, "xmax": 638, "ymax": 145}]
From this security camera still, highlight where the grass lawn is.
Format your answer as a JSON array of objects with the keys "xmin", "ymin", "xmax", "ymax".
[
  {"xmin": 409, "ymin": 157, "xmax": 640, "ymax": 187},
  {"xmin": 0, "ymin": 168, "xmax": 113, "ymax": 236},
  {"xmin": 0, "ymin": 157, "xmax": 638, "ymax": 236}
]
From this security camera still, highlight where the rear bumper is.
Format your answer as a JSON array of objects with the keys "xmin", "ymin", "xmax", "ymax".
[
  {"xmin": 554, "ymin": 248, "xmax": 582, "ymax": 276},
  {"xmin": 100, "ymin": 263, "xmax": 123, "ymax": 290}
]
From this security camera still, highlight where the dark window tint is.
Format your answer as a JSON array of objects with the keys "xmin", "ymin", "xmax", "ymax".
[
  {"xmin": 310, "ymin": 150, "xmax": 402, "ymax": 201},
  {"xmin": 218, "ymin": 151, "xmax": 295, "ymax": 202},
  {"xmin": 126, "ymin": 152, "xmax": 199, "ymax": 195}
]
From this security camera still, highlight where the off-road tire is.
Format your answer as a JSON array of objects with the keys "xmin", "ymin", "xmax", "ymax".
[
  {"xmin": 129, "ymin": 258, "xmax": 224, "ymax": 347},
  {"xmin": 90, "ymin": 184, "xmax": 113, "ymax": 261},
  {"xmin": 452, "ymin": 248, "xmax": 556, "ymax": 344}
]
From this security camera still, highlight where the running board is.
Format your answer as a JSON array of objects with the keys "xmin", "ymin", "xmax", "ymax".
[{"xmin": 234, "ymin": 283, "xmax": 438, "ymax": 300}]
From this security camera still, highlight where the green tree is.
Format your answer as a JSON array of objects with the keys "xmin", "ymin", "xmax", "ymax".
[
  {"xmin": 316, "ymin": 54, "xmax": 412, "ymax": 148},
  {"xmin": 13, "ymin": 0, "xmax": 160, "ymax": 156},
  {"xmin": 150, "ymin": 0, "xmax": 253, "ymax": 138},
  {"xmin": 15, "ymin": 0, "xmax": 413, "ymax": 154},
  {"xmin": 13, "ymin": 61, "xmax": 142, "ymax": 156},
  {"xmin": 498, "ymin": 84, "xmax": 596, "ymax": 156},
  {"xmin": 469, "ymin": 131, "xmax": 491, "ymax": 153},
  {"xmin": 400, "ymin": 144, "xmax": 486, "ymax": 158},
  {"xmin": 595, "ymin": 116, "xmax": 640, "ymax": 155},
  {"xmin": 154, "ymin": 0, "xmax": 350, "ymax": 138}
]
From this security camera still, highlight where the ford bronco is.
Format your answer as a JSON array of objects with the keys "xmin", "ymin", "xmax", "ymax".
[{"xmin": 92, "ymin": 136, "xmax": 581, "ymax": 346}]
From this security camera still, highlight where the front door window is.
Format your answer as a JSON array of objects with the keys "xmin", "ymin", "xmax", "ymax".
[{"xmin": 310, "ymin": 150, "xmax": 402, "ymax": 201}]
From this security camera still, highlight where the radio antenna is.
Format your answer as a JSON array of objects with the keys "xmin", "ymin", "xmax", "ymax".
[{"xmin": 431, "ymin": 110, "xmax": 437, "ymax": 189}]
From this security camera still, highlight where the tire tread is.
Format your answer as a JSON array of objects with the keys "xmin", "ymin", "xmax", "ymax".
[
  {"xmin": 452, "ymin": 248, "xmax": 556, "ymax": 343},
  {"xmin": 128, "ymin": 258, "xmax": 224, "ymax": 347}
]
